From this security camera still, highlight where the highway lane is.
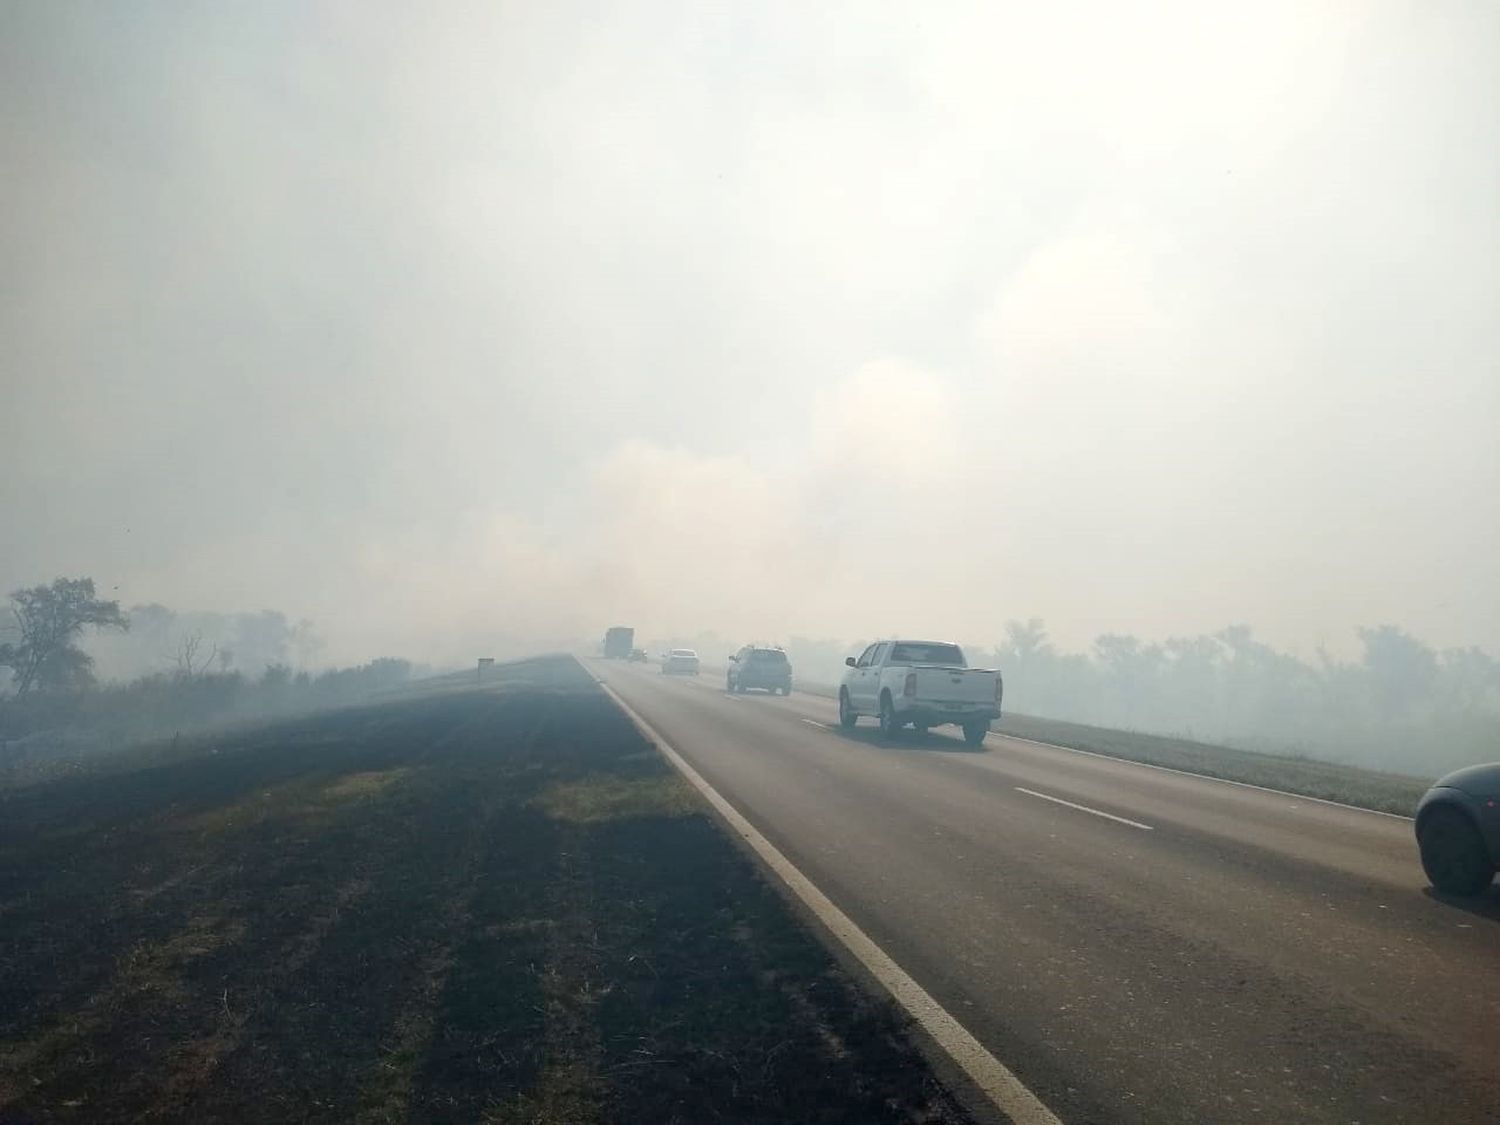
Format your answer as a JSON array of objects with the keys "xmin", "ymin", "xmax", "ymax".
[{"xmin": 594, "ymin": 660, "xmax": 1500, "ymax": 1125}]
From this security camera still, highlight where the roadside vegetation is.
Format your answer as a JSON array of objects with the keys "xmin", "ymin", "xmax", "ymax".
[
  {"xmin": 979, "ymin": 619, "xmax": 1498, "ymax": 782},
  {"xmin": 992, "ymin": 712, "xmax": 1428, "ymax": 816},
  {"xmin": 0, "ymin": 655, "xmax": 971, "ymax": 1123},
  {"xmin": 0, "ymin": 577, "xmax": 419, "ymax": 786},
  {"xmin": 0, "ymin": 656, "xmax": 417, "ymax": 785}
]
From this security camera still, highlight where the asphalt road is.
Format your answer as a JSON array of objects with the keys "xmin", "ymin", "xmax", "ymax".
[{"xmin": 593, "ymin": 659, "xmax": 1500, "ymax": 1125}]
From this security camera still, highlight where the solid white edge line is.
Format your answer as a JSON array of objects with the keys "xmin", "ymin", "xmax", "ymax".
[
  {"xmin": 597, "ymin": 678, "xmax": 1063, "ymax": 1125},
  {"xmin": 990, "ymin": 731, "xmax": 1416, "ymax": 822},
  {"xmin": 799, "ymin": 718, "xmax": 833, "ymax": 730},
  {"xmin": 1014, "ymin": 787, "xmax": 1154, "ymax": 831}
]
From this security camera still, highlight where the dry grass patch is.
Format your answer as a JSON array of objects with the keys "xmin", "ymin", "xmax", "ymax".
[
  {"xmin": 483, "ymin": 1059, "xmax": 605, "ymax": 1125},
  {"xmin": 357, "ymin": 943, "xmax": 458, "ymax": 1125},
  {"xmin": 0, "ymin": 910, "xmax": 245, "ymax": 1102},
  {"xmin": 172, "ymin": 766, "xmax": 412, "ymax": 835},
  {"xmin": 173, "ymin": 777, "xmax": 326, "ymax": 835},
  {"xmin": 534, "ymin": 774, "xmax": 698, "ymax": 824},
  {"xmin": 116, "ymin": 910, "xmax": 246, "ymax": 1001},
  {"xmin": 321, "ymin": 766, "xmax": 410, "ymax": 803},
  {"xmin": 481, "ymin": 830, "xmax": 606, "ymax": 1125}
]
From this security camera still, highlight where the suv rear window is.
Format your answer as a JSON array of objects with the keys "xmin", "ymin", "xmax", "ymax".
[
  {"xmin": 749, "ymin": 649, "xmax": 788, "ymax": 664},
  {"xmin": 890, "ymin": 643, "xmax": 965, "ymax": 666}
]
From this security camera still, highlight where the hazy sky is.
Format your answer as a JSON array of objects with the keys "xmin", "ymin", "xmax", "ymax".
[{"xmin": 3, "ymin": 1, "xmax": 1497, "ymax": 666}]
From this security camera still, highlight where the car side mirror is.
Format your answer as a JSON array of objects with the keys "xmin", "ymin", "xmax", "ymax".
[
  {"xmin": 845, "ymin": 656, "xmax": 856, "ymax": 667},
  {"xmin": 728, "ymin": 655, "xmax": 737, "ymax": 662}
]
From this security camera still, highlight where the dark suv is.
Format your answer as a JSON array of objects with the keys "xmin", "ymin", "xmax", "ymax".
[{"xmin": 727, "ymin": 646, "xmax": 793, "ymax": 695}]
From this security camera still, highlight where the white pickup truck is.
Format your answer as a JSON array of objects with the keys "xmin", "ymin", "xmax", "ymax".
[{"xmin": 838, "ymin": 640, "xmax": 1002, "ymax": 746}]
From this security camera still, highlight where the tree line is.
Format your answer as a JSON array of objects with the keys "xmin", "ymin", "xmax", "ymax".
[{"xmin": 0, "ymin": 577, "xmax": 415, "ymax": 755}]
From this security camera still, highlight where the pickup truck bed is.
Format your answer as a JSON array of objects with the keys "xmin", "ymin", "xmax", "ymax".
[{"xmin": 838, "ymin": 640, "xmax": 1002, "ymax": 746}]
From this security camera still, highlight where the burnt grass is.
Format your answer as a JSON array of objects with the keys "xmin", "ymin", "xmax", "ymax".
[{"xmin": 0, "ymin": 656, "xmax": 972, "ymax": 1124}]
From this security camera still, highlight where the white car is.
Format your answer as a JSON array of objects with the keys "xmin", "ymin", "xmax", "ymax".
[
  {"xmin": 661, "ymin": 648, "xmax": 701, "ymax": 675},
  {"xmin": 838, "ymin": 640, "xmax": 1002, "ymax": 746}
]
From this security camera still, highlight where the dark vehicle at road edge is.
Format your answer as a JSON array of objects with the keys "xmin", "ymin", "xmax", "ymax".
[
  {"xmin": 727, "ymin": 645, "xmax": 793, "ymax": 695},
  {"xmin": 1415, "ymin": 763, "xmax": 1500, "ymax": 895}
]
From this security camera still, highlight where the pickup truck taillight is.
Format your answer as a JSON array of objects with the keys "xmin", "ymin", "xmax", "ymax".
[
  {"xmin": 995, "ymin": 676, "xmax": 1004, "ymax": 705},
  {"xmin": 903, "ymin": 672, "xmax": 917, "ymax": 697}
]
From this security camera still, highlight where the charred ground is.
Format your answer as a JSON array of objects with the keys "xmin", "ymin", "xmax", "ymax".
[{"xmin": 0, "ymin": 656, "xmax": 971, "ymax": 1124}]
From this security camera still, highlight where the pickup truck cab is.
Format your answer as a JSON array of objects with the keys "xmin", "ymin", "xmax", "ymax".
[{"xmin": 839, "ymin": 640, "xmax": 1001, "ymax": 746}]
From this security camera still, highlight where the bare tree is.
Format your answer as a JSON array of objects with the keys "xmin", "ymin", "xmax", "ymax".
[{"xmin": 174, "ymin": 631, "xmax": 219, "ymax": 679}]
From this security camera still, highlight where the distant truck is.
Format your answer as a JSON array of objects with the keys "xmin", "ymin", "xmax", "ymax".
[
  {"xmin": 838, "ymin": 640, "xmax": 1002, "ymax": 746},
  {"xmin": 603, "ymin": 626, "xmax": 635, "ymax": 659}
]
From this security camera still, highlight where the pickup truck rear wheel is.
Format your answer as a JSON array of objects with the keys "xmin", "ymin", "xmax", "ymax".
[
  {"xmin": 838, "ymin": 690, "xmax": 857, "ymax": 729},
  {"xmin": 879, "ymin": 695, "xmax": 903, "ymax": 740},
  {"xmin": 962, "ymin": 721, "xmax": 989, "ymax": 747}
]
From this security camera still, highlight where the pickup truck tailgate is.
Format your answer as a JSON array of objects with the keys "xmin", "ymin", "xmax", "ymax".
[{"xmin": 911, "ymin": 666, "xmax": 998, "ymax": 705}]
